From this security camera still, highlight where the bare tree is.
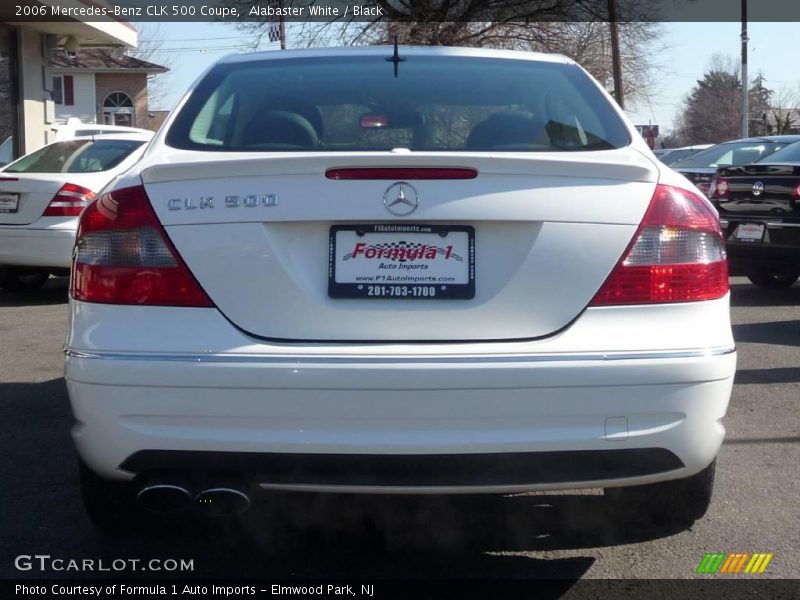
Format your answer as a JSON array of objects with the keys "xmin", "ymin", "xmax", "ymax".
[
  {"xmin": 127, "ymin": 23, "xmax": 173, "ymax": 110},
  {"xmin": 748, "ymin": 72, "xmax": 773, "ymax": 136},
  {"xmin": 677, "ymin": 55, "xmax": 742, "ymax": 144},
  {"xmin": 706, "ymin": 52, "xmax": 740, "ymax": 77},
  {"xmin": 676, "ymin": 55, "xmax": 800, "ymax": 143},
  {"xmin": 769, "ymin": 87, "xmax": 800, "ymax": 134}
]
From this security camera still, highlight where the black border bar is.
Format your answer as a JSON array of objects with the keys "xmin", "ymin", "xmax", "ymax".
[{"xmin": 4, "ymin": 0, "xmax": 800, "ymax": 23}]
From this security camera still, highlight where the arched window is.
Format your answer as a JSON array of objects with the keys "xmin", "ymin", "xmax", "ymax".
[{"xmin": 102, "ymin": 91, "xmax": 134, "ymax": 126}]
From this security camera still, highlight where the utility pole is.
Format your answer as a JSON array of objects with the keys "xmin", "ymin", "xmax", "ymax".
[
  {"xmin": 741, "ymin": 0, "xmax": 749, "ymax": 137},
  {"xmin": 608, "ymin": 0, "xmax": 624, "ymax": 108},
  {"xmin": 279, "ymin": 0, "xmax": 286, "ymax": 49}
]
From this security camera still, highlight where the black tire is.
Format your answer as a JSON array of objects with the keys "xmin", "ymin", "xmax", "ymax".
[
  {"xmin": 0, "ymin": 267, "xmax": 49, "ymax": 292},
  {"xmin": 605, "ymin": 460, "xmax": 716, "ymax": 528},
  {"xmin": 78, "ymin": 459, "xmax": 141, "ymax": 533},
  {"xmin": 746, "ymin": 268, "xmax": 800, "ymax": 289}
]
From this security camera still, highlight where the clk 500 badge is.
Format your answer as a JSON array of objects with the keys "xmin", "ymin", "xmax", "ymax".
[{"xmin": 168, "ymin": 194, "xmax": 279, "ymax": 210}]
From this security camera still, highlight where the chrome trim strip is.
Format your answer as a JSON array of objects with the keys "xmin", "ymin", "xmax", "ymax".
[
  {"xmin": 256, "ymin": 469, "xmax": 688, "ymax": 495},
  {"xmin": 64, "ymin": 345, "xmax": 736, "ymax": 365},
  {"xmin": 722, "ymin": 220, "xmax": 800, "ymax": 229},
  {"xmin": 766, "ymin": 221, "xmax": 800, "ymax": 228}
]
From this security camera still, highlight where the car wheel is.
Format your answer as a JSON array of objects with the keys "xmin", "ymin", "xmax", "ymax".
[
  {"xmin": 78, "ymin": 459, "xmax": 141, "ymax": 533},
  {"xmin": 746, "ymin": 268, "xmax": 800, "ymax": 289},
  {"xmin": 605, "ymin": 460, "xmax": 716, "ymax": 528},
  {"xmin": 0, "ymin": 268, "xmax": 50, "ymax": 292}
]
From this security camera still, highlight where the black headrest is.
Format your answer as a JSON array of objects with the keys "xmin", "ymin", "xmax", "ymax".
[
  {"xmin": 262, "ymin": 98, "xmax": 324, "ymax": 139},
  {"xmin": 242, "ymin": 110, "xmax": 319, "ymax": 149},
  {"xmin": 466, "ymin": 112, "xmax": 545, "ymax": 149}
]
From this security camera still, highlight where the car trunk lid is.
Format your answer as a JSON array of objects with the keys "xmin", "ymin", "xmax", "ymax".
[
  {"xmin": 715, "ymin": 163, "xmax": 800, "ymax": 219},
  {"xmin": 142, "ymin": 149, "xmax": 659, "ymax": 341}
]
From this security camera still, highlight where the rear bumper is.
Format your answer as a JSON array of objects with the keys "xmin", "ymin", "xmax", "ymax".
[
  {"xmin": 66, "ymin": 344, "xmax": 736, "ymax": 492},
  {"xmin": 0, "ymin": 219, "xmax": 76, "ymax": 269},
  {"xmin": 723, "ymin": 219, "xmax": 800, "ymax": 270},
  {"xmin": 726, "ymin": 244, "xmax": 800, "ymax": 270},
  {"xmin": 65, "ymin": 296, "xmax": 736, "ymax": 492}
]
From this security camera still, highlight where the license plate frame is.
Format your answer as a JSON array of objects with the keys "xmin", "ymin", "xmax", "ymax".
[
  {"xmin": 733, "ymin": 222, "xmax": 766, "ymax": 242},
  {"xmin": 328, "ymin": 224, "xmax": 475, "ymax": 300},
  {"xmin": 0, "ymin": 193, "xmax": 19, "ymax": 213}
]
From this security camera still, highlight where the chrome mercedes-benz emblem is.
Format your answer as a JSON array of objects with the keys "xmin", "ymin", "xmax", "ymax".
[
  {"xmin": 752, "ymin": 181, "xmax": 765, "ymax": 196},
  {"xmin": 383, "ymin": 182, "xmax": 419, "ymax": 216}
]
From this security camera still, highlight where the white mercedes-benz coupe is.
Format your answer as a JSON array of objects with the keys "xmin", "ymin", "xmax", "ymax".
[
  {"xmin": 0, "ymin": 132, "xmax": 153, "ymax": 291},
  {"xmin": 64, "ymin": 47, "xmax": 736, "ymax": 531}
]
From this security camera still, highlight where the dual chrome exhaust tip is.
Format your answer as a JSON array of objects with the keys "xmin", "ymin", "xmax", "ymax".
[{"xmin": 137, "ymin": 478, "xmax": 251, "ymax": 516}]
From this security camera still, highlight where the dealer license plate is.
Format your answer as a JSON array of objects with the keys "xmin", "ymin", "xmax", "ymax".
[
  {"xmin": 328, "ymin": 224, "xmax": 475, "ymax": 299},
  {"xmin": 733, "ymin": 223, "xmax": 765, "ymax": 242},
  {"xmin": 0, "ymin": 193, "xmax": 18, "ymax": 213}
]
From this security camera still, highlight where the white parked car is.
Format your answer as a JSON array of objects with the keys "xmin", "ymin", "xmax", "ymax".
[
  {"xmin": 51, "ymin": 118, "xmax": 152, "ymax": 141},
  {"xmin": 65, "ymin": 47, "xmax": 736, "ymax": 531},
  {"xmin": 0, "ymin": 132, "xmax": 153, "ymax": 291}
]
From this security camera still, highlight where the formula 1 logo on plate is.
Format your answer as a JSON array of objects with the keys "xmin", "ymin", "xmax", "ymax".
[{"xmin": 343, "ymin": 242, "xmax": 463, "ymax": 263}]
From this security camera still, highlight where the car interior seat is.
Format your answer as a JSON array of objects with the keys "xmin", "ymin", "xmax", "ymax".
[
  {"xmin": 260, "ymin": 98, "xmax": 325, "ymax": 142},
  {"xmin": 731, "ymin": 148, "xmax": 766, "ymax": 165},
  {"xmin": 466, "ymin": 111, "xmax": 547, "ymax": 150},
  {"xmin": 240, "ymin": 110, "xmax": 320, "ymax": 149}
]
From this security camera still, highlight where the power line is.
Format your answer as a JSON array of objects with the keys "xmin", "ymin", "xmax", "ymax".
[
  {"xmin": 131, "ymin": 45, "xmax": 258, "ymax": 53},
  {"xmin": 138, "ymin": 36, "xmax": 250, "ymax": 43}
]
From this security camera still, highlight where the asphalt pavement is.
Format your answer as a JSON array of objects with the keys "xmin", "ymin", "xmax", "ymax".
[{"xmin": 1, "ymin": 277, "xmax": 798, "ymax": 585}]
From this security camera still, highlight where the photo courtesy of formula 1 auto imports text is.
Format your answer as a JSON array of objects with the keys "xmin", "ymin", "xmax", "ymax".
[{"xmin": 1, "ymin": 0, "xmax": 799, "ymax": 598}]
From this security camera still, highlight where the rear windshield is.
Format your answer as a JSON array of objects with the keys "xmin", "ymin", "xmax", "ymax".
[
  {"xmin": 6, "ymin": 139, "xmax": 144, "ymax": 173},
  {"xmin": 756, "ymin": 140, "xmax": 800, "ymax": 164},
  {"xmin": 167, "ymin": 55, "xmax": 630, "ymax": 152},
  {"xmin": 671, "ymin": 141, "xmax": 792, "ymax": 169}
]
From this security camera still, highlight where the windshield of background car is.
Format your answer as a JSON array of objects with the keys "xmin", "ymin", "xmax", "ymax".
[
  {"xmin": 166, "ymin": 56, "xmax": 631, "ymax": 152},
  {"xmin": 0, "ymin": 136, "xmax": 13, "ymax": 166},
  {"xmin": 756, "ymin": 140, "xmax": 800, "ymax": 163},
  {"xmin": 660, "ymin": 148, "xmax": 696, "ymax": 164},
  {"xmin": 5, "ymin": 139, "xmax": 145, "ymax": 174},
  {"xmin": 671, "ymin": 141, "xmax": 789, "ymax": 168}
]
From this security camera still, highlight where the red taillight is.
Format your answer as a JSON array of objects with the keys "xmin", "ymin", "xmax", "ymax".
[
  {"xmin": 792, "ymin": 183, "xmax": 800, "ymax": 200},
  {"xmin": 43, "ymin": 183, "xmax": 95, "ymax": 217},
  {"xmin": 709, "ymin": 176, "xmax": 729, "ymax": 199},
  {"xmin": 590, "ymin": 184, "xmax": 728, "ymax": 306},
  {"xmin": 325, "ymin": 168, "xmax": 478, "ymax": 180},
  {"xmin": 70, "ymin": 185, "xmax": 213, "ymax": 307}
]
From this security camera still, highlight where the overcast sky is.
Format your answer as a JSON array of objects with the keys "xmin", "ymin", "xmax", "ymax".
[{"xmin": 141, "ymin": 21, "xmax": 800, "ymax": 136}]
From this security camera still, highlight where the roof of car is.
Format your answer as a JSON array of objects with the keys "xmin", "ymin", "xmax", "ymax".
[
  {"xmin": 59, "ymin": 132, "xmax": 154, "ymax": 142},
  {"xmin": 721, "ymin": 135, "xmax": 800, "ymax": 144},
  {"xmin": 219, "ymin": 45, "xmax": 574, "ymax": 66},
  {"xmin": 55, "ymin": 124, "xmax": 151, "ymax": 133}
]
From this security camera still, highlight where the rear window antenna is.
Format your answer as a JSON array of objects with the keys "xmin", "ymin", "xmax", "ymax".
[{"xmin": 386, "ymin": 36, "xmax": 405, "ymax": 78}]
